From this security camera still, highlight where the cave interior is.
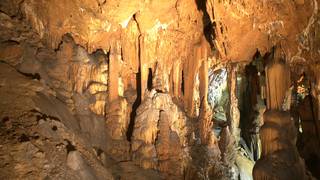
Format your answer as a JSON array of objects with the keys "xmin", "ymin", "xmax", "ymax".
[{"xmin": 0, "ymin": 0, "xmax": 320, "ymax": 179}]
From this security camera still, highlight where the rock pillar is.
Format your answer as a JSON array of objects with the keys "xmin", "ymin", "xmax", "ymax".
[{"xmin": 253, "ymin": 52, "xmax": 308, "ymax": 180}]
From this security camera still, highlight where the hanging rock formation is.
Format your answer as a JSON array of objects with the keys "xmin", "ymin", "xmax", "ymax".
[{"xmin": 0, "ymin": 0, "xmax": 320, "ymax": 179}]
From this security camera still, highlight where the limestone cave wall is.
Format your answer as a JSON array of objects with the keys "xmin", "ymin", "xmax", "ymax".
[{"xmin": 0, "ymin": 0, "xmax": 320, "ymax": 179}]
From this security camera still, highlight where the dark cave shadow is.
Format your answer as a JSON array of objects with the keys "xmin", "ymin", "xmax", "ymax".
[
  {"xmin": 195, "ymin": 0, "xmax": 215, "ymax": 49},
  {"xmin": 126, "ymin": 69, "xmax": 142, "ymax": 142}
]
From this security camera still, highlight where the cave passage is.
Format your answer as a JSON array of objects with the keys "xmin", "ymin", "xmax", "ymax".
[
  {"xmin": 238, "ymin": 52, "xmax": 266, "ymax": 161},
  {"xmin": 208, "ymin": 67, "xmax": 229, "ymax": 137}
]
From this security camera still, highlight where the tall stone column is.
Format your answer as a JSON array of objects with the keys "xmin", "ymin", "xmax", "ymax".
[
  {"xmin": 228, "ymin": 64, "xmax": 240, "ymax": 141},
  {"xmin": 253, "ymin": 52, "xmax": 308, "ymax": 179},
  {"xmin": 265, "ymin": 59, "xmax": 291, "ymax": 110},
  {"xmin": 199, "ymin": 60, "xmax": 212, "ymax": 144},
  {"xmin": 106, "ymin": 41, "xmax": 130, "ymax": 161}
]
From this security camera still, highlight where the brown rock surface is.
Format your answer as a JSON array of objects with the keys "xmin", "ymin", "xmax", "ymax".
[{"xmin": 0, "ymin": 0, "xmax": 320, "ymax": 179}]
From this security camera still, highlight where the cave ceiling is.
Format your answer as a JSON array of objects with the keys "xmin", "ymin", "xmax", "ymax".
[
  {"xmin": 1, "ymin": 0, "xmax": 320, "ymax": 179},
  {"xmin": 2, "ymin": 0, "xmax": 315, "ymax": 64}
]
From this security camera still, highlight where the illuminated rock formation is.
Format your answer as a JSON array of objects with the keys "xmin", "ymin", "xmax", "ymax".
[
  {"xmin": 253, "ymin": 55, "xmax": 310, "ymax": 180},
  {"xmin": 0, "ymin": 0, "xmax": 320, "ymax": 179},
  {"xmin": 131, "ymin": 91, "xmax": 189, "ymax": 178}
]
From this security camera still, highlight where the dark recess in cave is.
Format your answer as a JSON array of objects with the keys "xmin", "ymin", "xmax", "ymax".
[
  {"xmin": 65, "ymin": 140, "xmax": 76, "ymax": 153},
  {"xmin": 19, "ymin": 134, "xmax": 30, "ymax": 142},
  {"xmin": 52, "ymin": 125, "xmax": 58, "ymax": 131},
  {"xmin": 126, "ymin": 69, "xmax": 142, "ymax": 141},
  {"xmin": 147, "ymin": 68, "xmax": 153, "ymax": 91},
  {"xmin": 305, "ymin": 153, "xmax": 320, "ymax": 178},
  {"xmin": 2, "ymin": 116, "xmax": 9, "ymax": 123},
  {"xmin": 181, "ymin": 70, "xmax": 185, "ymax": 95},
  {"xmin": 296, "ymin": 93, "xmax": 320, "ymax": 179},
  {"xmin": 195, "ymin": 0, "xmax": 215, "ymax": 48},
  {"xmin": 18, "ymin": 70, "xmax": 41, "ymax": 80},
  {"xmin": 239, "ymin": 50, "xmax": 266, "ymax": 161}
]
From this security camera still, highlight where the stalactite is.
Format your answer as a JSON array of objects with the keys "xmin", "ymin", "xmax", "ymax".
[
  {"xmin": 184, "ymin": 38, "xmax": 210, "ymax": 117},
  {"xmin": 121, "ymin": 18, "xmax": 140, "ymax": 73},
  {"xmin": 183, "ymin": 52, "xmax": 198, "ymax": 117},
  {"xmin": 139, "ymin": 35, "xmax": 148, "ymax": 101},
  {"xmin": 199, "ymin": 60, "xmax": 213, "ymax": 144},
  {"xmin": 105, "ymin": 41, "xmax": 131, "ymax": 160},
  {"xmin": 172, "ymin": 60, "xmax": 181, "ymax": 97},
  {"xmin": 108, "ymin": 41, "xmax": 121, "ymax": 102},
  {"xmin": 265, "ymin": 53, "xmax": 291, "ymax": 110},
  {"xmin": 228, "ymin": 64, "xmax": 240, "ymax": 142}
]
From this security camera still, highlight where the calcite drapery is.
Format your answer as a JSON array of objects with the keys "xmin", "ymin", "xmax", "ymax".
[
  {"xmin": 1, "ymin": 0, "xmax": 320, "ymax": 179},
  {"xmin": 0, "ymin": 0, "xmax": 215, "ymax": 177},
  {"xmin": 265, "ymin": 58, "xmax": 291, "ymax": 110},
  {"xmin": 20, "ymin": 0, "xmax": 213, "ymax": 116}
]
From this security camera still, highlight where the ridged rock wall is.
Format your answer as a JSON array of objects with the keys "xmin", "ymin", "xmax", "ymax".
[{"xmin": 1, "ymin": 0, "xmax": 320, "ymax": 179}]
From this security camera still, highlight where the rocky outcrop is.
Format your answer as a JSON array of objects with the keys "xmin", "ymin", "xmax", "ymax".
[
  {"xmin": 131, "ymin": 91, "xmax": 189, "ymax": 178},
  {"xmin": 253, "ymin": 111, "xmax": 308, "ymax": 180},
  {"xmin": 0, "ymin": 62, "xmax": 114, "ymax": 179},
  {"xmin": 0, "ymin": 12, "xmax": 163, "ymax": 179}
]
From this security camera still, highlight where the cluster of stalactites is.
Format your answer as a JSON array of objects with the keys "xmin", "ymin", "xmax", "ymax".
[{"xmin": 108, "ymin": 37, "xmax": 212, "ymax": 117}]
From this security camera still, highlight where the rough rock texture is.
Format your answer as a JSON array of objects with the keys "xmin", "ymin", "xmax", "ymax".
[
  {"xmin": 131, "ymin": 91, "xmax": 190, "ymax": 178},
  {"xmin": 253, "ymin": 111, "xmax": 310, "ymax": 180},
  {"xmin": 209, "ymin": 0, "xmax": 317, "ymax": 62},
  {"xmin": 0, "ymin": 12, "xmax": 162, "ymax": 179},
  {"xmin": 265, "ymin": 55, "xmax": 291, "ymax": 110},
  {"xmin": 253, "ymin": 58, "xmax": 312, "ymax": 180},
  {"xmin": 0, "ymin": 62, "xmax": 112, "ymax": 180},
  {"xmin": 0, "ymin": 0, "xmax": 320, "ymax": 179}
]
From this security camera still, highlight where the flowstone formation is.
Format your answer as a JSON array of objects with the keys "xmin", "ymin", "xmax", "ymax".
[{"xmin": 0, "ymin": 0, "xmax": 320, "ymax": 179}]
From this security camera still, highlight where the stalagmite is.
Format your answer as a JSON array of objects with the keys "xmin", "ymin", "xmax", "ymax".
[
  {"xmin": 0, "ymin": 0, "xmax": 320, "ymax": 179},
  {"xmin": 253, "ymin": 110, "xmax": 307, "ymax": 180},
  {"xmin": 253, "ymin": 49, "xmax": 309, "ymax": 180},
  {"xmin": 131, "ymin": 92, "xmax": 189, "ymax": 178}
]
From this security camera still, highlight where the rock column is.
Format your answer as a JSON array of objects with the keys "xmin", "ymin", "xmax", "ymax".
[{"xmin": 253, "ymin": 52, "xmax": 307, "ymax": 180}]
